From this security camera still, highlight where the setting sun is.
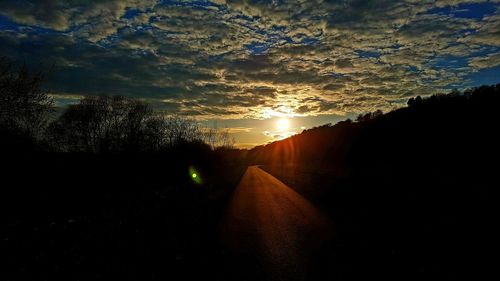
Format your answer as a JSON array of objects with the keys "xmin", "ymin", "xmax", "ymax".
[{"xmin": 276, "ymin": 118, "xmax": 291, "ymax": 132}]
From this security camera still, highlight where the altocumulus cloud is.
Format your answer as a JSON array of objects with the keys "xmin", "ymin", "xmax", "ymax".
[{"xmin": 0, "ymin": 0, "xmax": 499, "ymax": 119}]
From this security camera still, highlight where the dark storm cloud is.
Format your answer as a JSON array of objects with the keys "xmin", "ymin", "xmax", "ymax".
[{"xmin": 1, "ymin": 0, "xmax": 499, "ymax": 118}]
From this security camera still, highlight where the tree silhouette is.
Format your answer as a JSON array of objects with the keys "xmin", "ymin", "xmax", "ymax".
[
  {"xmin": 204, "ymin": 124, "xmax": 235, "ymax": 150},
  {"xmin": 407, "ymin": 95, "xmax": 423, "ymax": 107},
  {"xmin": 0, "ymin": 58, "xmax": 53, "ymax": 139},
  {"xmin": 47, "ymin": 96, "xmax": 234, "ymax": 152},
  {"xmin": 356, "ymin": 109, "xmax": 383, "ymax": 122},
  {"xmin": 48, "ymin": 96, "xmax": 152, "ymax": 152}
]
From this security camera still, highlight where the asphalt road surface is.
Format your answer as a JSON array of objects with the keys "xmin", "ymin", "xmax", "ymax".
[{"xmin": 221, "ymin": 166, "xmax": 334, "ymax": 281}]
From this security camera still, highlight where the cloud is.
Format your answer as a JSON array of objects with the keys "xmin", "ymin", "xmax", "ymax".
[
  {"xmin": 225, "ymin": 127, "xmax": 253, "ymax": 133},
  {"xmin": 469, "ymin": 52, "xmax": 500, "ymax": 69},
  {"xmin": 0, "ymin": 0, "xmax": 499, "ymax": 120},
  {"xmin": 0, "ymin": 0, "xmax": 71, "ymax": 31},
  {"xmin": 459, "ymin": 13, "xmax": 500, "ymax": 46}
]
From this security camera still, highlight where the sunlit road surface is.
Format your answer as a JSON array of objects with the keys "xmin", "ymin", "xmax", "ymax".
[{"xmin": 221, "ymin": 166, "xmax": 334, "ymax": 281}]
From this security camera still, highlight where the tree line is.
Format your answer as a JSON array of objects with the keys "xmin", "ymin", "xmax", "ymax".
[{"xmin": 0, "ymin": 59, "xmax": 234, "ymax": 153}]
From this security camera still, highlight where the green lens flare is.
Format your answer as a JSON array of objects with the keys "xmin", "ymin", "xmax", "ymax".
[{"xmin": 189, "ymin": 166, "xmax": 202, "ymax": 184}]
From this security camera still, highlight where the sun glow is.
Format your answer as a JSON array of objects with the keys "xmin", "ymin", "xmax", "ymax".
[{"xmin": 276, "ymin": 118, "xmax": 291, "ymax": 132}]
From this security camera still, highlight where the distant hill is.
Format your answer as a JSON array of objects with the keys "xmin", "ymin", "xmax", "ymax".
[{"xmin": 248, "ymin": 84, "xmax": 500, "ymax": 198}]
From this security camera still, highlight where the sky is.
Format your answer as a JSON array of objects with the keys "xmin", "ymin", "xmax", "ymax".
[{"xmin": 1, "ymin": 0, "xmax": 499, "ymax": 148}]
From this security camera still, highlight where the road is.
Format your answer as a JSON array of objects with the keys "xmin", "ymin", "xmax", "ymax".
[{"xmin": 221, "ymin": 166, "xmax": 334, "ymax": 281}]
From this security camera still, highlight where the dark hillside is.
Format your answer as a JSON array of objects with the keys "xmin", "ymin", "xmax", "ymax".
[{"xmin": 249, "ymin": 84, "xmax": 500, "ymax": 280}]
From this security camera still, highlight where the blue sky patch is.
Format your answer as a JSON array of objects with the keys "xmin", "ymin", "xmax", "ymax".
[
  {"xmin": 466, "ymin": 66, "xmax": 500, "ymax": 87},
  {"xmin": 123, "ymin": 8, "xmax": 142, "ymax": 19},
  {"xmin": 356, "ymin": 50, "xmax": 381, "ymax": 59},
  {"xmin": 299, "ymin": 37, "xmax": 320, "ymax": 45},
  {"xmin": 431, "ymin": 55, "xmax": 470, "ymax": 69},
  {"xmin": 425, "ymin": 3, "xmax": 497, "ymax": 19},
  {"xmin": 246, "ymin": 42, "xmax": 270, "ymax": 55}
]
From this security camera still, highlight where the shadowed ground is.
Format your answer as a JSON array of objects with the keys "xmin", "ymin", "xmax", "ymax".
[{"xmin": 221, "ymin": 166, "xmax": 334, "ymax": 281}]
